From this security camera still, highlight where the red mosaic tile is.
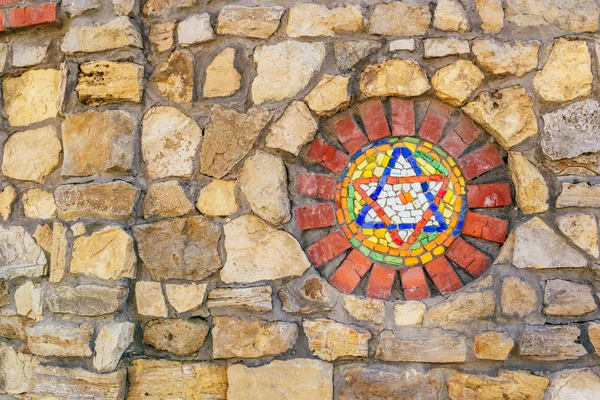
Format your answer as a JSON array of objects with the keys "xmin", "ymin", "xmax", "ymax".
[
  {"xmin": 295, "ymin": 203, "xmax": 336, "ymax": 231},
  {"xmin": 332, "ymin": 113, "xmax": 369, "ymax": 154},
  {"xmin": 400, "ymin": 266, "xmax": 430, "ymax": 300},
  {"xmin": 458, "ymin": 144, "xmax": 503, "ymax": 180},
  {"xmin": 296, "ymin": 173, "xmax": 337, "ymax": 200},
  {"xmin": 306, "ymin": 139, "xmax": 350, "ymax": 174},
  {"xmin": 424, "ymin": 256, "xmax": 463, "ymax": 294},
  {"xmin": 329, "ymin": 249, "xmax": 373, "ymax": 294},
  {"xmin": 306, "ymin": 230, "xmax": 351, "ymax": 267},
  {"xmin": 467, "ymin": 183, "xmax": 512, "ymax": 208},
  {"xmin": 439, "ymin": 130, "xmax": 469, "ymax": 158},
  {"xmin": 390, "ymin": 98, "xmax": 415, "ymax": 137},
  {"xmin": 366, "ymin": 263, "xmax": 396, "ymax": 300},
  {"xmin": 8, "ymin": 2, "xmax": 58, "ymax": 28},
  {"xmin": 462, "ymin": 212, "xmax": 508, "ymax": 244},
  {"xmin": 445, "ymin": 237, "xmax": 490, "ymax": 277},
  {"xmin": 453, "ymin": 116, "xmax": 481, "ymax": 144},
  {"xmin": 419, "ymin": 100, "xmax": 453, "ymax": 144},
  {"xmin": 359, "ymin": 99, "xmax": 390, "ymax": 141}
]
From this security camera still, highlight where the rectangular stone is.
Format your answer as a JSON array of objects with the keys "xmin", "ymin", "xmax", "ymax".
[
  {"xmin": 556, "ymin": 182, "xmax": 600, "ymax": 208},
  {"xmin": 376, "ymin": 328, "xmax": 467, "ymax": 363},
  {"xmin": 27, "ymin": 323, "xmax": 93, "ymax": 357},
  {"xmin": 519, "ymin": 325, "xmax": 587, "ymax": 361},
  {"xmin": 206, "ymin": 286, "xmax": 272, "ymax": 312},
  {"xmin": 76, "ymin": 61, "xmax": 144, "ymax": 106}
]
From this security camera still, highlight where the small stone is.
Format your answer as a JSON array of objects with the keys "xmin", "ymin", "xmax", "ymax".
[
  {"xmin": 360, "ymin": 59, "xmax": 430, "ymax": 98},
  {"xmin": 165, "ymin": 283, "xmax": 207, "ymax": 314},
  {"xmin": 135, "ymin": 281, "xmax": 168, "ymax": 318},
  {"xmin": 394, "ymin": 301, "xmax": 427, "ymax": 326},
  {"xmin": 203, "ymin": 48, "xmax": 241, "ymax": 98},
  {"xmin": 557, "ymin": 182, "xmax": 600, "ymax": 208},
  {"xmin": 12, "ymin": 39, "xmax": 50, "ymax": 68},
  {"xmin": 303, "ymin": 318, "xmax": 371, "ymax": 361},
  {"xmin": 212, "ymin": 317, "xmax": 297, "ymax": 358},
  {"xmin": 206, "ymin": 286, "xmax": 272, "ymax": 312},
  {"xmin": 63, "ymin": 0, "xmax": 100, "ymax": 17},
  {"xmin": 507, "ymin": 152, "xmax": 549, "ymax": 214},
  {"xmin": 50, "ymin": 222, "xmax": 68, "ymax": 282},
  {"xmin": 543, "ymin": 279, "xmax": 597, "ymax": 316},
  {"xmin": 424, "ymin": 38, "xmax": 470, "ymax": 58},
  {"xmin": 279, "ymin": 273, "xmax": 339, "ymax": 314},
  {"xmin": 149, "ymin": 21, "xmax": 175, "ymax": 53},
  {"xmin": 221, "ymin": 214, "xmax": 310, "ymax": 283},
  {"xmin": 77, "ymin": 61, "xmax": 144, "ymax": 105},
  {"xmin": 62, "ymin": 110, "xmax": 135, "ymax": 177},
  {"xmin": 217, "ymin": 6, "xmax": 285, "ymax": 39},
  {"xmin": 520, "ymin": 325, "xmax": 587, "ymax": 360},
  {"xmin": 27, "ymin": 323, "xmax": 93, "ymax": 357},
  {"xmin": 144, "ymin": 180, "xmax": 194, "ymax": 219},
  {"xmin": 227, "ymin": 359, "xmax": 333, "ymax": 400},
  {"xmin": 0, "ymin": 44, "xmax": 6, "ymax": 73},
  {"xmin": 476, "ymin": 0, "xmax": 504, "ymax": 33},
  {"xmin": 142, "ymin": 106, "xmax": 203, "ymax": 179},
  {"xmin": 448, "ymin": 370, "xmax": 549, "ymax": 400},
  {"xmin": 2, "ymin": 68, "xmax": 61, "ymax": 126},
  {"xmin": 557, "ymin": 214, "xmax": 599, "ymax": 258},
  {"xmin": 589, "ymin": 323, "xmax": 600, "ymax": 355},
  {"xmin": 265, "ymin": 101, "xmax": 318, "ymax": 156},
  {"xmin": 368, "ymin": 2, "xmax": 430, "ymax": 36},
  {"xmin": 143, "ymin": 0, "xmax": 194, "ymax": 16},
  {"xmin": 93, "ymin": 322, "xmax": 134, "ymax": 372},
  {"xmin": 339, "ymin": 367, "xmax": 442, "ymax": 399},
  {"xmin": 0, "ymin": 281, "xmax": 8, "ymax": 307},
  {"xmin": 546, "ymin": 153, "xmax": 600, "ymax": 175},
  {"xmin": 15, "ymin": 281, "xmax": 43, "ymax": 320},
  {"xmin": 501, "ymin": 277, "xmax": 538, "ymax": 317},
  {"xmin": 134, "ymin": 216, "xmax": 221, "ymax": 281},
  {"xmin": 151, "ymin": 50, "xmax": 194, "ymax": 104},
  {"xmin": 0, "ymin": 344, "xmax": 38, "ymax": 395},
  {"xmin": 472, "ymin": 39, "xmax": 539, "ymax": 77},
  {"xmin": 200, "ymin": 106, "xmax": 272, "ymax": 178},
  {"xmin": 178, "ymin": 13, "xmax": 214, "ymax": 46},
  {"xmin": 424, "ymin": 290, "xmax": 495, "ymax": 325},
  {"xmin": 0, "ymin": 226, "xmax": 46, "ymax": 280},
  {"xmin": 304, "ymin": 74, "xmax": 350, "ymax": 117},
  {"xmin": 462, "ymin": 86, "xmax": 538, "ymax": 149},
  {"xmin": 287, "ymin": 4, "xmax": 363, "ymax": 37},
  {"xmin": 506, "ymin": 0, "xmax": 599, "ymax": 33},
  {"xmin": 474, "ymin": 331, "xmax": 515, "ymax": 360},
  {"xmin": 33, "ymin": 224, "xmax": 53, "ymax": 253},
  {"xmin": 0, "ymin": 186, "xmax": 17, "ymax": 221},
  {"xmin": 376, "ymin": 328, "xmax": 467, "ymax": 363},
  {"xmin": 550, "ymin": 369, "xmax": 600, "ymax": 400},
  {"xmin": 46, "ymin": 284, "xmax": 128, "ymax": 317},
  {"xmin": 431, "ymin": 60, "xmax": 484, "ymax": 107},
  {"xmin": 196, "ymin": 180, "xmax": 238, "ymax": 217},
  {"xmin": 0, "ymin": 315, "xmax": 33, "ymax": 341},
  {"xmin": 2, "ymin": 126, "xmax": 61, "ymax": 184},
  {"xmin": 334, "ymin": 40, "xmax": 382, "ymax": 72},
  {"xmin": 513, "ymin": 217, "xmax": 588, "ymax": 269},
  {"xmin": 71, "ymin": 222, "xmax": 86, "ymax": 237},
  {"xmin": 434, "ymin": 0, "xmax": 469, "ymax": 32},
  {"xmin": 342, "ymin": 296, "xmax": 385, "ymax": 325},
  {"xmin": 534, "ymin": 38, "xmax": 592, "ymax": 103},
  {"xmin": 389, "ymin": 38, "xmax": 415, "ymax": 51},
  {"xmin": 143, "ymin": 319, "xmax": 209, "ymax": 356},
  {"xmin": 112, "ymin": 0, "xmax": 134, "ymax": 15},
  {"xmin": 22, "ymin": 189, "xmax": 57, "ymax": 219},
  {"xmin": 61, "ymin": 17, "xmax": 142, "ymax": 54}
]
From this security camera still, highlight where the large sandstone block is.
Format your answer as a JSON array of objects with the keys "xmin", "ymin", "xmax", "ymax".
[
  {"xmin": 144, "ymin": 180, "xmax": 195, "ymax": 219},
  {"xmin": 151, "ymin": 50, "xmax": 195, "ymax": 104},
  {"xmin": 287, "ymin": 4, "xmax": 363, "ymax": 37},
  {"xmin": 76, "ymin": 61, "xmax": 144, "ymax": 105},
  {"xmin": 472, "ymin": 39, "xmax": 540, "ymax": 77},
  {"xmin": 549, "ymin": 369, "xmax": 600, "ymax": 400},
  {"xmin": 265, "ymin": 100, "xmax": 317, "ymax": 156},
  {"xmin": 0, "ymin": 226, "xmax": 47, "ymax": 280},
  {"xmin": 203, "ymin": 48, "xmax": 241, "ymax": 98},
  {"xmin": 217, "ymin": 5, "xmax": 284, "ymax": 39},
  {"xmin": 0, "ymin": 344, "xmax": 38, "ymax": 395},
  {"xmin": 27, "ymin": 323, "xmax": 93, "ymax": 357},
  {"xmin": 206, "ymin": 286, "xmax": 272, "ymax": 312},
  {"xmin": 143, "ymin": 318, "xmax": 209, "ymax": 356},
  {"xmin": 448, "ymin": 370, "xmax": 549, "ymax": 400},
  {"xmin": 93, "ymin": 322, "xmax": 135, "ymax": 372},
  {"xmin": 303, "ymin": 318, "xmax": 370, "ymax": 361},
  {"xmin": 507, "ymin": 152, "xmax": 549, "ymax": 214},
  {"xmin": 506, "ymin": 0, "xmax": 599, "ymax": 33},
  {"xmin": 45, "ymin": 284, "xmax": 129, "ymax": 316},
  {"xmin": 424, "ymin": 290, "xmax": 496, "ymax": 325},
  {"xmin": 543, "ymin": 279, "xmax": 597, "ymax": 316},
  {"xmin": 434, "ymin": 0, "xmax": 469, "ymax": 32},
  {"xmin": 519, "ymin": 325, "xmax": 587, "ymax": 360},
  {"xmin": 376, "ymin": 328, "xmax": 467, "ymax": 363},
  {"xmin": 556, "ymin": 182, "xmax": 600, "ymax": 208},
  {"xmin": 360, "ymin": 59, "xmax": 430, "ymax": 98},
  {"xmin": 368, "ymin": 2, "xmax": 430, "ymax": 36},
  {"xmin": 61, "ymin": 17, "xmax": 142, "ymax": 54}
]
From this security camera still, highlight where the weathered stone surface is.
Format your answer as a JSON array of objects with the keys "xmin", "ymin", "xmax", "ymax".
[
  {"xmin": 46, "ymin": 285, "xmax": 129, "ymax": 316},
  {"xmin": 134, "ymin": 216, "xmax": 221, "ymax": 281},
  {"xmin": 93, "ymin": 322, "xmax": 134, "ymax": 372},
  {"xmin": 394, "ymin": 301, "xmax": 427, "ymax": 326},
  {"xmin": 534, "ymin": 38, "xmax": 592, "ymax": 103},
  {"xmin": 424, "ymin": 38, "xmax": 470, "ymax": 58},
  {"xmin": 513, "ymin": 217, "xmax": 588, "ymax": 269},
  {"xmin": 334, "ymin": 40, "xmax": 382, "ymax": 72},
  {"xmin": 165, "ymin": 282, "xmax": 207, "ymax": 314},
  {"xmin": 0, "ymin": 44, "xmax": 6, "ymax": 73},
  {"xmin": 227, "ymin": 359, "xmax": 333, "ymax": 400},
  {"xmin": 304, "ymin": 74, "xmax": 350, "ymax": 117},
  {"xmin": 287, "ymin": 4, "xmax": 363, "ymax": 37},
  {"xmin": 266, "ymin": 101, "xmax": 318, "ymax": 156},
  {"xmin": 474, "ymin": 331, "xmax": 515, "ymax": 360},
  {"xmin": 217, "ymin": 6, "xmax": 284, "ymax": 39},
  {"xmin": 424, "ymin": 290, "xmax": 495, "ymax": 325},
  {"xmin": 149, "ymin": 21, "xmax": 175, "ymax": 53},
  {"xmin": 143, "ymin": 0, "xmax": 194, "ymax": 16},
  {"xmin": 432, "ymin": 60, "xmax": 483, "ymax": 107},
  {"xmin": 448, "ymin": 370, "xmax": 549, "ymax": 400},
  {"xmin": 0, "ymin": 344, "xmax": 38, "ymax": 395},
  {"xmin": 557, "ymin": 214, "xmax": 599, "ymax": 258},
  {"xmin": 434, "ymin": 0, "xmax": 469, "ymax": 32},
  {"xmin": 128, "ymin": 360, "xmax": 227, "ymax": 400},
  {"xmin": 476, "ymin": 0, "xmax": 504, "ymax": 33},
  {"xmin": 519, "ymin": 325, "xmax": 587, "ymax": 360},
  {"xmin": 142, "ymin": 107, "xmax": 202, "ymax": 179},
  {"xmin": 0, "ymin": 315, "xmax": 33, "ymax": 340},
  {"xmin": 203, "ymin": 48, "xmax": 241, "ymax": 98},
  {"xmin": 77, "ymin": 61, "xmax": 144, "ymax": 105},
  {"xmin": 200, "ymin": 106, "xmax": 271, "ymax": 178},
  {"xmin": 508, "ymin": 152, "xmax": 549, "ymax": 214},
  {"xmin": 462, "ymin": 86, "xmax": 538, "ymax": 149},
  {"xmin": 135, "ymin": 281, "xmax": 168, "ymax": 318},
  {"xmin": 33, "ymin": 224, "xmax": 53, "ymax": 253},
  {"xmin": 27, "ymin": 323, "xmax": 93, "ymax": 357},
  {"xmin": 376, "ymin": 328, "xmax": 467, "ymax": 363},
  {"xmin": 368, "ymin": 2, "xmax": 430, "ymax": 36},
  {"xmin": 22, "ymin": 189, "xmax": 56, "ymax": 219},
  {"xmin": 15, "ymin": 281, "xmax": 43, "ymax": 320},
  {"xmin": 49, "ymin": 222, "xmax": 68, "ymax": 283},
  {"xmin": 196, "ymin": 179, "xmax": 239, "ymax": 217},
  {"xmin": 64, "ymin": 0, "xmax": 100, "ymax": 17},
  {"xmin": 71, "ymin": 222, "xmax": 86, "ymax": 237},
  {"xmin": 389, "ymin": 38, "xmax": 415, "ymax": 51},
  {"xmin": 0, "ymin": 226, "xmax": 46, "ymax": 280},
  {"xmin": 178, "ymin": 13, "xmax": 214, "ymax": 46},
  {"xmin": 343, "ymin": 296, "xmax": 385, "ymax": 325},
  {"xmin": 543, "ymin": 279, "xmax": 597, "ymax": 316},
  {"xmin": 501, "ymin": 277, "xmax": 537, "ymax": 317},
  {"xmin": 360, "ymin": 59, "xmax": 430, "ymax": 98},
  {"xmin": 144, "ymin": 180, "xmax": 194, "ymax": 219},
  {"xmin": 252, "ymin": 41, "xmax": 325, "ymax": 104},
  {"xmin": 207, "ymin": 286, "xmax": 272, "ymax": 312},
  {"xmin": 590, "ymin": 323, "xmax": 600, "ymax": 355},
  {"xmin": 557, "ymin": 182, "xmax": 600, "ymax": 208},
  {"xmin": 113, "ymin": 0, "xmax": 133, "ymax": 15},
  {"xmin": 222, "ymin": 215, "xmax": 310, "ymax": 283},
  {"xmin": 506, "ymin": 0, "xmax": 599, "ymax": 32},
  {"xmin": 61, "ymin": 17, "xmax": 142, "ymax": 54},
  {"xmin": 2, "ymin": 126, "xmax": 61, "ymax": 184},
  {"xmin": 0, "ymin": 186, "xmax": 16, "ymax": 221},
  {"xmin": 0, "ymin": 281, "xmax": 8, "ymax": 307},
  {"xmin": 2, "ymin": 68, "xmax": 61, "ymax": 127},
  {"xmin": 472, "ymin": 39, "xmax": 539, "ymax": 77},
  {"xmin": 303, "ymin": 318, "xmax": 370, "ymax": 361},
  {"xmin": 279, "ymin": 273, "xmax": 339, "ymax": 314},
  {"xmin": 151, "ymin": 50, "xmax": 194, "ymax": 104},
  {"xmin": 12, "ymin": 39, "xmax": 50, "ymax": 68},
  {"xmin": 549, "ymin": 369, "xmax": 600, "ymax": 400},
  {"xmin": 212, "ymin": 317, "xmax": 297, "ymax": 358},
  {"xmin": 143, "ymin": 319, "xmax": 209, "ymax": 356}
]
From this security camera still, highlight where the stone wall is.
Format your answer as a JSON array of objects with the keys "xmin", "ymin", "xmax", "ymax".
[{"xmin": 0, "ymin": 0, "xmax": 600, "ymax": 398}]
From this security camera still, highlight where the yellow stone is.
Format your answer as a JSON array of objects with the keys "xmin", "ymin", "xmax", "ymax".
[
  {"xmin": 203, "ymin": 48, "xmax": 241, "ymax": 98},
  {"xmin": 304, "ymin": 74, "xmax": 350, "ymax": 117},
  {"xmin": 360, "ymin": 59, "xmax": 430, "ymax": 98},
  {"xmin": 432, "ymin": 60, "xmax": 484, "ymax": 107}
]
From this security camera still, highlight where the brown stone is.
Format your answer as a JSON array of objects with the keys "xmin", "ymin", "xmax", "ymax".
[
  {"xmin": 360, "ymin": 59, "xmax": 430, "ymax": 98},
  {"xmin": 135, "ymin": 281, "xmax": 168, "ymax": 318},
  {"xmin": 303, "ymin": 318, "xmax": 371, "ymax": 361},
  {"xmin": 304, "ymin": 74, "xmax": 350, "ymax": 117},
  {"xmin": 556, "ymin": 182, "xmax": 600, "ymax": 208},
  {"xmin": 474, "ymin": 331, "xmax": 515, "ymax": 360},
  {"xmin": 588, "ymin": 323, "xmax": 600, "ymax": 355},
  {"xmin": 368, "ymin": 2, "xmax": 430, "ymax": 36},
  {"xmin": 149, "ymin": 21, "xmax": 175, "ymax": 53},
  {"xmin": 519, "ymin": 325, "xmax": 587, "ymax": 360},
  {"xmin": 206, "ymin": 286, "xmax": 272, "ymax": 312},
  {"xmin": 151, "ymin": 50, "xmax": 194, "ymax": 104},
  {"xmin": 508, "ymin": 152, "xmax": 549, "ymax": 214},
  {"xmin": 143, "ymin": 0, "xmax": 194, "ymax": 16},
  {"xmin": 448, "ymin": 370, "xmax": 549, "ymax": 400},
  {"xmin": 203, "ymin": 48, "xmax": 241, "ymax": 98},
  {"xmin": 76, "ymin": 61, "xmax": 144, "ymax": 105},
  {"xmin": 217, "ymin": 5, "xmax": 284, "ymax": 39},
  {"xmin": 472, "ymin": 39, "xmax": 540, "ymax": 77},
  {"xmin": 265, "ymin": 100, "xmax": 318, "ymax": 156},
  {"xmin": 287, "ymin": 4, "xmax": 364, "ymax": 37},
  {"xmin": 501, "ymin": 277, "xmax": 538, "ymax": 317},
  {"xmin": 342, "ymin": 296, "xmax": 385, "ymax": 325},
  {"xmin": 22, "ymin": 189, "xmax": 57, "ymax": 219},
  {"xmin": 0, "ymin": 315, "xmax": 34, "ymax": 341},
  {"xmin": 27, "ymin": 323, "xmax": 93, "ymax": 357},
  {"xmin": 376, "ymin": 328, "xmax": 467, "ymax": 363},
  {"xmin": 543, "ymin": 279, "xmax": 597, "ymax": 316},
  {"xmin": 424, "ymin": 290, "xmax": 496, "ymax": 326},
  {"xmin": 50, "ymin": 222, "xmax": 68, "ymax": 283},
  {"xmin": 143, "ymin": 319, "xmax": 209, "ymax": 356},
  {"xmin": 476, "ymin": 0, "xmax": 504, "ymax": 33},
  {"xmin": 0, "ymin": 186, "xmax": 16, "ymax": 221},
  {"xmin": 144, "ymin": 180, "xmax": 195, "ymax": 219},
  {"xmin": 34, "ymin": 224, "xmax": 53, "ymax": 254},
  {"xmin": 46, "ymin": 285, "xmax": 129, "ymax": 316},
  {"xmin": 279, "ymin": 273, "xmax": 339, "ymax": 314},
  {"xmin": 434, "ymin": 0, "xmax": 469, "ymax": 32},
  {"xmin": 431, "ymin": 60, "xmax": 484, "ymax": 107}
]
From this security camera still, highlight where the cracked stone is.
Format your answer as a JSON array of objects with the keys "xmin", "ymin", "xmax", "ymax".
[
  {"xmin": 143, "ymin": 318, "xmax": 209, "ymax": 356},
  {"xmin": 27, "ymin": 323, "xmax": 93, "ymax": 357},
  {"xmin": 61, "ymin": 17, "xmax": 142, "ymax": 54},
  {"xmin": 303, "ymin": 318, "xmax": 370, "ymax": 361},
  {"xmin": 265, "ymin": 101, "xmax": 318, "ymax": 156},
  {"xmin": 165, "ymin": 282, "xmax": 207, "ymax": 314},
  {"xmin": 434, "ymin": 0, "xmax": 469, "ymax": 32},
  {"xmin": 46, "ymin": 284, "xmax": 129, "ymax": 317},
  {"xmin": 151, "ymin": 50, "xmax": 195, "ymax": 104},
  {"xmin": 93, "ymin": 322, "xmax": 134, "ymax": 372},
  {"xmin": 217, "ymin": 5, "xmax": 284, "ymax": 39},
  {"xmin": 0, "ymin": 226, "xmax": 46, "ymax": 280},
  {"xmin": 334, "ymin": 40, "xmax": 382, "ymax": 72},
  {"xmin": 557, "ymin": 214, "xmax": 599, "ymax": 258}
]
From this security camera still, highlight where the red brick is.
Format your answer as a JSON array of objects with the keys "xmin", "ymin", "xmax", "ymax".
[
  {"xmin": 295, "ymin": 203, "xmax": 336, "ymax": 231},
  {"xmin": 0, "ymin": 11, "xmax": 5, "ymax": 32},
  {"xmin": 8, "ymin": 2, "xmax": 58, "ymax": 28},
  {"xmin": 296, "ymin": 173, "xmax": 337, "ymax": 200},
  {"xmin": 306, "ymin": 230, "xmax": 351, "ymax": 267},
  {"xmin": 467, "ymin": 183, "xmax": 512, "ymax": 208},
  {"xmin": 399, "ymin": 266, "xmax": 429, "ymax": 300},
  {"xmin": 439, "ymin": 130, "xmax": 469, "ymax": 158},
  {"xmin": 445, "ymin": 237, "xmax": 490, "ymax": 277},
  {"xmin": 390, "ymin": 98, "xmax": 415, "ymax": 136},
  {"xmin": 419, "ymin": 101, "xmax": 453, "ymax": 143},
  {"xmin": 424, "ymin": 256, "xmax": 463, "ymax": 294},
  {"xmin": 458, "ymin": 144, "xmax": 503, "ymax": 180},
  {"xmin": 366, "ymin": 264, "xmax": 396, "ymax": 300},
  {"xmin": 332, "ymin": 113, "xmax": 368, "ymax": 154},
  {"xmin": 359, "ymin": 99, "xmax": 390, "ymax": 141},
  {"xmin": 462, "ymin": 212, "xmax": 508, "ymax": 244},
  {"xmin": 453, "ymin": 116, "xmax": 481, "ymax": 144},
  {"xmin": 316, "ymin": 175, "xmax": 337, "ymax": 201},
  {"xmin": 329, "ymin": 249, "xmax": 373, "ymax": 294},
  {"xmin": 306, "ymin": 139, "xmax": 350, "ymax": 175},
  {"xmin": 0, "ymin": 0, "xmax": 19, "ymax": 6}
]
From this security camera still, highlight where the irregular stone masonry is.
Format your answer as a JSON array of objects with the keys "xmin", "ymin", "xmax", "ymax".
[{"xmin": 0, "ymin": 0, "xmax": 598, "ymax": 398}]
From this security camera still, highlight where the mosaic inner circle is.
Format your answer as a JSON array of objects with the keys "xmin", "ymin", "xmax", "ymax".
[{"xmin": 336, "ymin": 137, "xmax": 467, "ymax": 268}]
